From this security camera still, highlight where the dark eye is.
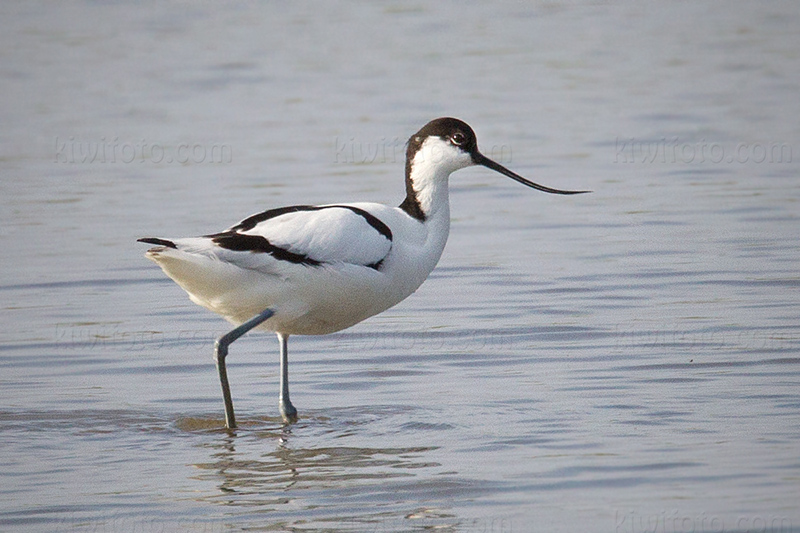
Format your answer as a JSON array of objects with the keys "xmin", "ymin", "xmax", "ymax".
[{"xmin": 450, "ymin": 131, "xmax": 467, "ymax": 146}]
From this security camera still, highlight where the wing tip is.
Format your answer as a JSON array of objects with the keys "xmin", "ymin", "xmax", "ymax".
[{"xmin": 138, "ymin": 237, "xmax": 178, "ymax": 249}]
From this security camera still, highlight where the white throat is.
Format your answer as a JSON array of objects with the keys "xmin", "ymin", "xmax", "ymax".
[{"xmin": 407, "ymin": 137, "xmax": 472, "ymax": 219}]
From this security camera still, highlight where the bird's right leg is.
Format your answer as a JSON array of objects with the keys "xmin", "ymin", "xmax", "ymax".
[
  {"xmin": 214, "ymin": 308, "xmax": 275, "ymax": 429},
  {"xmin": 278, "ymin": 332, "xmax": 298, "ymax": 424}
]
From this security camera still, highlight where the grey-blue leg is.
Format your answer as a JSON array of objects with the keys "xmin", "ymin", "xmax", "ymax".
[
  {"xmin": 214, "ymin": 308, "xmax": 275, "ymax": 429},
  {"xmin": 278, "ymin": 333, "xmax": 298, "ymax": 423}
]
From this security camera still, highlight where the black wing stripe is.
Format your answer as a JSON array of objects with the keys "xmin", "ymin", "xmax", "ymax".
[
  {"xmin": 209, "ymin": 232, "xmax": 322, "ymax": 267},
  {"xmin": 210, "ymin": 231, "xmax": 385, "ymax": 270}
]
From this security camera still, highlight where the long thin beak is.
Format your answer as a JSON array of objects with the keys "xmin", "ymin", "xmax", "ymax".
[{"xmin": 474, "ymin": 152, "xmax": 590, "ymax": 195}]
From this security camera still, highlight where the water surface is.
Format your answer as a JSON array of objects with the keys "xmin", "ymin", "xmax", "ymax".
[{"xmin": 1, "ymin": 2, "xmax": 799, "ymax": 531}]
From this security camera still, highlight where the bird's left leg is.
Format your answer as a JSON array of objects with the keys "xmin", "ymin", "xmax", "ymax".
[{"xmin": 214, "ymin": 308, "xmax": 275, "ymax": 429}]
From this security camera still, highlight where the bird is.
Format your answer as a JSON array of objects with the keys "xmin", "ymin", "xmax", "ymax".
[{"xmin": 138, "ymin": 117, "xmax": 588, "ymax": 429}]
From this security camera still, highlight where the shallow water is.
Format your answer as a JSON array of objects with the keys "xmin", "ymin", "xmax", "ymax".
[{"xmin": 2, "ymin": 2, "xmax": 799, "ymax": 531}]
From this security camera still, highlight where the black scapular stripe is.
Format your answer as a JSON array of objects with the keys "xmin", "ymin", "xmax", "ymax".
[{"xmin": 231, "ymin": 204, "xmax": 393, "ymax": 241}]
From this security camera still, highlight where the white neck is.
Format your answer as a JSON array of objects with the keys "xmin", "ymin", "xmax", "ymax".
[
  {"xmin": 401, "ymin": 136, "xmax": 479, "ymax": 277},
  {"xmin": 407, "ymin": 137, "xmax": 471, "ymax": 220}
]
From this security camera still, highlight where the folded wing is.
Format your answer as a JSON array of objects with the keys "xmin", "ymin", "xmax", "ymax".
[{"xmin": 208, "ymin": 204, "xmax": 393, "ymax": 271}]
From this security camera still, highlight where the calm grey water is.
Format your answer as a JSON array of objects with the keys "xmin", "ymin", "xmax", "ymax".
[{"xmin": 2, "ymin": 2, "xmax": 799, "ymax": 531}]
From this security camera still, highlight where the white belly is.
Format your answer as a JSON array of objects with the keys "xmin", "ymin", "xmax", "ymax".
[{"xmin": 146, "ymin": 237, "xmax": 440, "ymax": 336}]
